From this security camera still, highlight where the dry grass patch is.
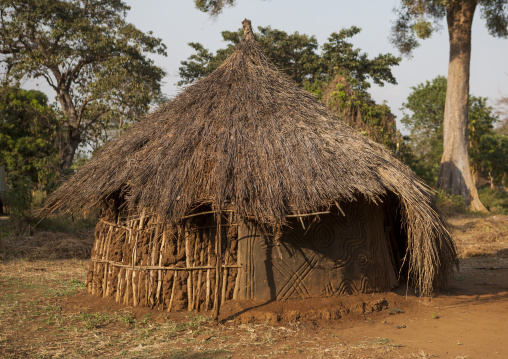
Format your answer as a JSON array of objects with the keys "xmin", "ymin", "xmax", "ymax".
[
  {"xmin": 0, "ymin": 258, "xmax": 406, "ymax": 358},
  {"xmin": 449, "ymin": 215, "xmax": 508, "ymax": 258}
]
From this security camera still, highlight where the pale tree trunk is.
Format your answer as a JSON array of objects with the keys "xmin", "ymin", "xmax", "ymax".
[
  {"xmin": 471, "ymin": 167, "xmax": 478, "ymax": 186},
  {"xmin": 55, "ymin": 87, "xmax": 82, "ymax": 176},
  {"xmin": 57, "ymin": 125, "xmax": 81, "ymax": 176},
  {"xmin": 488, "ymin": 172, "xmax": 495, "ymax": 189},
  {"xmin": 436, "ymin": 0, "xmax": 488, "ymax": 212}
]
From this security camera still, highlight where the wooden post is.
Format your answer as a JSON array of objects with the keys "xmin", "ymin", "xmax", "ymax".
[
  {"xmin": 116, "ymin": 268, "xmax": 123, "ymax": 303},
  {"xmin": 124, "ymin": 228, "xmax": 133, "ymax": 305},
  {"xmin": 168, "ymin": 270, "xmax": 178, "ymax": 312},
  {"xmin": 149, "ymin": 219, "xmax": 159, "ymax": 308},
  {"xmin": 205, "ymin": 240, "xmax": 211, "ymax": 310},
  {"xmin": 132, "ymin": 232, "xmax": 139, "ymax": 306},
  {"xmin": 185, "ymin": 220, "xmax": 194, "ymax": 311},
  {"xmin": 102, "ymin": 225, "xmax": 114, "ymax": 297},
  {"xmin": 156, "ymin": 230, "xmax": 167, "ymax": 309},
  {"xmin": 195, "ymin": 246, "xmax": 205, "ymax": 311},
  {"xmin": 213, "ymin": 211, "xmax": 222, "ymax": 321}
]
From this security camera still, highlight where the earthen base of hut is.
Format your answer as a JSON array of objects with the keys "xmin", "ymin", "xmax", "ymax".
[
  {"xmin": 71, "ymin": 286, "xmax": 413, "ymax": 325},
  {"xmin": 219, "ymin": 295, "xmax": 390, "ymax": 324}
]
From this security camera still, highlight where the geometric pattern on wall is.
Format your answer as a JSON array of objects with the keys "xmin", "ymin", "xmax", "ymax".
[{"xmin": 237, "ymin": 198, "xmax": 398, "ymax": 300}]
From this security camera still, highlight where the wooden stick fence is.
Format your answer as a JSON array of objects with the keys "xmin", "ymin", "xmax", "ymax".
[{"xmin": 86, "ymin": 212, "xmax": 240, "ymax": 313}]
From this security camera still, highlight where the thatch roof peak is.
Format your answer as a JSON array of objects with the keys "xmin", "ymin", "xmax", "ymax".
[{"xmin": 242, "ymin": 19, "xmax": 255, "ymax": 41}]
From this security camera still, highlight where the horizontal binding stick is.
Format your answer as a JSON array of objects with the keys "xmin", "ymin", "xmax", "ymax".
[
  {"xmin": 285, "ymin": 211, "xmax": 330, "ymax": 218},
  {"xmin": 98, "ymin": 218, "xmax": 131, "ymax": 231},
  {"xmin": 180, "ymin": 209, "xmax": 234, "ymax": 220},
  {"xmin": 90, "ymin": 257, "xmax": 240, "ymax": 271}
]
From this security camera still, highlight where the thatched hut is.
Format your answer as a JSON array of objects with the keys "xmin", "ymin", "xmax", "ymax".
[{"xmin": 42, "ymin": 20, "xmax": 456, "ymax": 317}]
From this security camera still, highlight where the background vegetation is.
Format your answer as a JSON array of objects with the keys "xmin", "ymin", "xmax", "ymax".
[{"xmin": 1, "ymin": 0, "xmax": 507, "ymax": 226}]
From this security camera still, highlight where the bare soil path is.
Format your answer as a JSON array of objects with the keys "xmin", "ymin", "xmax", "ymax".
[{"xmin": 0, "ymin": 214, "xmax": 507, "ymax": 358}]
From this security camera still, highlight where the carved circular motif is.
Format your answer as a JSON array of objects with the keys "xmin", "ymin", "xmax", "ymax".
[
  {"xmin": 312, "ymin": 222, "xmax": 334, "ymax": 251},
  {"xmin": 357, "ymin": 253, "xmax": 368, "ymax": 266}
]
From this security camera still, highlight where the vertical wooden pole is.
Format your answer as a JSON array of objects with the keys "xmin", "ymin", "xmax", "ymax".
[
  {"xmin": 124, "ymin": 228, "xmax": 133, "ymax": 305},
  {"xmin": 195, "ymin": 246, "xmax": 205, "ymax": 311},
  {"xmin": 205, "ymin": 239, "xmax": 211, "ymax": 310},
  {"xmin": 156, "ymin": 230, "xmax": 167, "ymax": 309},
  {"xmin": 92, "ymin": 224, "xmax": 106, "ymax": 295},
  {"xmin": 132, "ymin": 232, "xmax": 139, "ymax": 306},
  {"xmin": 221, "ymin": 263, "xmax": 228, "ymax": 306},
  {"xmin": 168, "ymin": 270, "xmax": 178, "ymax": 312},
  {"xmin": 102, "ymin": 225, "xmax": 114, "ymax": 297},
  {"xmin": 185, "ymin": 220, "xmax": 194, "ymax": 311},
  {"xmin": 192, "ymin": 231, "xmax": 200, "ymax": 310},
  {"xmin": 213, "ymin": 211, "xmax": 222, "ymax": 321},
  {"xmin": 148, "ymin": 220, "xmax": 157, "ymax": 307},
  {"xmin": 116, "ymin": 268, "xmax": 123, "ymax": 303}
]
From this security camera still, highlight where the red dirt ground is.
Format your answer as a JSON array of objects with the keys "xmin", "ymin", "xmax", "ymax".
[
  {"xmin": 1, "ymin": 214, "xmax": 507, "ymax": 358},
  {"xmin": 59, "ymin": 214, "xmax": 508, "ymax": 358}
]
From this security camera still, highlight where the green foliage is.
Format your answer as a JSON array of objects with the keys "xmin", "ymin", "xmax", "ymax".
[
  {"xmin": 401, "ymin": 76, "xmax": 507, "ymax": 186},
  {"xmin": 401, "ymin": 76, "xmax": 447, "ymax": 182},
  {"xmin": 4, "ymin": 175, "xmax": 32, "ymax": 218},
  {"xmin": 478, "ymin": 187, "xmax": 508, "ymax": 213},
  {"xmin": 320, "ymin": 27, "xmax": 400, "ymax": 89},
  {"xmin": 496, "ymin": 95, "xmax": 508, "ymax": 135},
  {"xmin": 179, "ymin": 26, "xmax": 400, "ymax": 90},
  {"xmin": 434, "ymin": 189, "xmax": 468, "ymax": 214},
  {"xmin": 70, "ymin": 151, "xmax": 92, "ymax": 173},
  {"xmin": 391, "ymin": 0, "xmax": 508, "ymax": 55},
  {"xmin": 322, "ymin": 73, "xmax": 400, "ymax": 151},
  {"xmin": 0, "ymin": 87, "xmax": 59, "ymax": 189},
  {"xmin": 469, "ymin": 97, "xmax": 508, "ymax": 187},
  {"xmin": 194, "ymin": 0, "xmax": 235, "ymax": 16},
  {"xmin": 0, "ymin": 0, "xmax": 167, "ymax": 173}
]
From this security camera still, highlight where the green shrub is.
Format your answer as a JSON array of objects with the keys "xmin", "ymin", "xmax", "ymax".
[
  {"xmin": 478, "ymin": 187, "xmax": 508, "ymax": 214},
  {"xmin": 434, "ymin": 189, "xmax": 468, "ymax": 215},
  {"xmin": 5, "ymin": 175, "xmax": 33, "ymax": 218}
]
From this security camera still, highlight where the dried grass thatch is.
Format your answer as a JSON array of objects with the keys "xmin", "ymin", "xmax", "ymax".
[{"xmin": 42, "ymin": 20, "xmax": 456, "ymax": 295}]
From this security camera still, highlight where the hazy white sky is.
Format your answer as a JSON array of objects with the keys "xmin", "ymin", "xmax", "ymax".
[{"xmin": 26, "ymin": 1, "xmax": 508, "ymax": 133}]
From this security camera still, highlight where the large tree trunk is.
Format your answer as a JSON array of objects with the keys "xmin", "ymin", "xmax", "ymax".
[
  {"xmin": 56, "ymin": 89, "xmax": 82, "ymax": 176},
  {"xmin": 436, "ymin": 0, "xmax": 488, "ymax": 212},
  {"xmin": 57, "ymin": 125, "xmax": 81, "ymax": 176}
]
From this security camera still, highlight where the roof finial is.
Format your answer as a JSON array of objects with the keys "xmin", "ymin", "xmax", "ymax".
[{"xmin": 242, "ymin": 19, "xmax": 255, "ymax": 41}]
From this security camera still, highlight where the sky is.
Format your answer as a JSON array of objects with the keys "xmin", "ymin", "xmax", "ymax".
[{"xmin": 26, "ymin": 0, "xmax": 508, "ymax": 134}]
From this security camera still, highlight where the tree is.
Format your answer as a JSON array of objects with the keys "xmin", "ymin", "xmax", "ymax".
[
  {"xmin": 0, "ymin": 87, "xmax": 59, "ymax": 189},
  {"xmin": 194, "ymin": 0, "xmax": 234, "ymax": 16},
  {"xmin": 391, "ymin": 0, "xmax": 508, "ymax": 211},
  {"xmin": 179, "ymin": 26, "xmax": 402, "ymax": 149},
  {"xmin": 179, "ymin": 26, "xmax": 322, "ymax": 86},
  {"xmin": 401, "ymin": 76, "xmax": 506, "ymax": 189},
  {"xmin": 401, "ymin": 76, "xmax": 447, "ymax": 183},
  {"xmin": 0, "ymin": 0, "xmax": 167, "ymax": 175},
  {"xmin": 320, "ymin": 74, "xmax": 401, "ymax": 151},
  {"xmin": 179, "ymin": 26, "xmax": 400, "ymax": 90},
  {"xmin": 496, "ymin": 95, "xmax": 508, "ymax": 135}
]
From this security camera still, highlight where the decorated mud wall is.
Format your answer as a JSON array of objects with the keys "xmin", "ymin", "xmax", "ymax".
[
  {"xmin": 236, "ymin": 199, "xmax": 398, "ymax": 301},
  {"xmin": 86, "ymin": 199, "xmax": 399, "ymax": 312}
]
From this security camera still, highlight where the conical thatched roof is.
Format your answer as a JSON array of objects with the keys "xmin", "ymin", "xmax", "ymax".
[{"xmin": 43, "ymin": 20, "xmax": 456, "ymax": 294}]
